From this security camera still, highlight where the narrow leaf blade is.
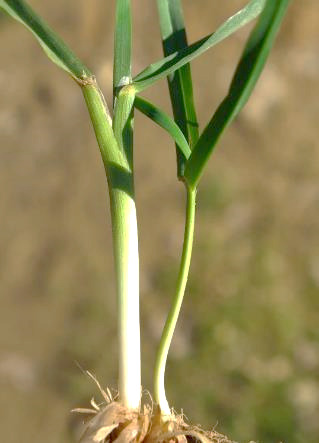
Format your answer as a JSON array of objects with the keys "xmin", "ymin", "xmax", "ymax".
[
  {"xmin": 157, "ymin": 0, "xmax": 199, "ymax": 177},
  {"xmin": 184, "ymin": 0, "xmax": 292, "ymax": 189},
  {"xmin": 0, "ymin": 0, "xmax": 91, "ymax": 79},
  {"xmin": 113, "ymin": 0, "xmax": 132, "ymax": 91},
  {"xmin": 133, "ymin": 0, "xmax": 265, "ymax": 91},
  {"xmin": 113, "ymin": 0, "xmax": 134, "ymax": 169},
  {"xmin": 134, "ymin": 96, "xmax": 191, "ymax": 160}
]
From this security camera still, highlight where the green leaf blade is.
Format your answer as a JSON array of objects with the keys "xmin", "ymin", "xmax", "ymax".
[
  {"xmin": 113, "ymin": 0, "xmax": 132, "ymax": 92},
  {"xmin": 157, "ymin": 0, "xmax": 199, "ymax": 177},
  {"xmin": 184, "ymin": 0, "xmax": 292, "ymax": 189},
  {"xmin": 0, "ymin": 0, "xmax": 91, "ymax": 79},
  {"xmin": 133, "ymin": 0, "xmax": 266, "ymax": 91},
  {"xmin": 113, "ymin": 1, "xmax": 134, "ymax": 169},
  {"xmin": 134, "ymin": 95, "xmax": 191, "ymax": 161}
]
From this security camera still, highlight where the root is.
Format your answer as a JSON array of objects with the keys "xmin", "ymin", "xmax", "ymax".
[{"xmin": 72, "ymin": 374, "xmax": 235, "ymax": 443}]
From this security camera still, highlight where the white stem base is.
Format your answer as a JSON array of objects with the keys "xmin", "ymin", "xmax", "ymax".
[{"xmin": 110, "ymin": 188, "xmax": 141, "ymax": 410}]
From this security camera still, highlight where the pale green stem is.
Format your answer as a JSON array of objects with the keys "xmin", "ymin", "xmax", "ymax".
[
  {"xmin": 154, "ymin": 183, "xmax": 196, "ymax": 415},
  {"xmin": 81, "ymin": 81, "xmax": 141, "ymax": 410},
  {"xmin": 112, "ymin": 84, "xmax": 141, "ymax": 410},
  {"xmin": 110, "ymin": 186, "xmax": 140, "ymax": 410},
  {"xmin": 113, "ymin": 84, "xmax": 135, "ymax": 170},
  {"xmin": 81, "ymin": 80, "xmax": 124, "ymax": 169}
]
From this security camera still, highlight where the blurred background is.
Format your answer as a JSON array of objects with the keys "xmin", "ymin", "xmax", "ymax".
[{"xmin": 0, "ymin": 1, "xmax": 318, "ymax": 442}]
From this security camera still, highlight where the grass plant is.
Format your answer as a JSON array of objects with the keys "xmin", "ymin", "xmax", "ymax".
[{"xmin": 0, "ymin": 0, "xmax": 292, "ymax": 441}]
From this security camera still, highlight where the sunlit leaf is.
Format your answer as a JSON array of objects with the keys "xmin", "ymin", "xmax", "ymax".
[
  {"xmin": 134, "ymin": 96, "xmax": 191, "ymax": 160},
  {"xmin": 157, "ymin": 0, "xmax": 199, "ymax": 177},
  {"xmin": 0, "ymin": 0, "xmax": 91, "ymax": 79},
  {"xmin": 113, "ymin": 0, "xmax": 132, "ymax": 91},
  {"xmin": 184, "ymin": 0, "xmax": 292, "ymax": 189},
  {"xmin": 133, "ymin": 0, "xmax": 265, "ymax": 91}
]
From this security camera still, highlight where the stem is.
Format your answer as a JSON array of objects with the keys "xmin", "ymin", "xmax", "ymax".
[
  {"xmin": 81, "ymin": 80, "xmax": 141, "ymax": 410},
  {"xmin": 154, "ymin": 183, "xmax": 196, "ymax": 415},
  {"xmin": 112, "ymin": 84, "xmax": 141, "ymax": 410},
  {"xmin": 81, "ymin": 80, "xmax": 124, "ymax": 170},
  {"xmin": 113, "ymin": 84, "xmax": 135, "ymax": 171},
  {"xmin": 110, "ymin": 185, "xmax": 140, "ymax": 410},
  {"xmin": 112, "ymin": 0, "xmax": 140, "ymax": 409}
]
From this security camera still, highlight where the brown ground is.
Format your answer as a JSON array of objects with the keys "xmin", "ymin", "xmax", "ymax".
[{"xmin": 0, "ymin": 1, "xmax": 319, "ymax": 442}]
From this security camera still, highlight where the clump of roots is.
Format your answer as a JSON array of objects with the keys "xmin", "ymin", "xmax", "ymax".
[{"xmin": 72, "ymin": 372, "xmax": 235, "ymax": 443}]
